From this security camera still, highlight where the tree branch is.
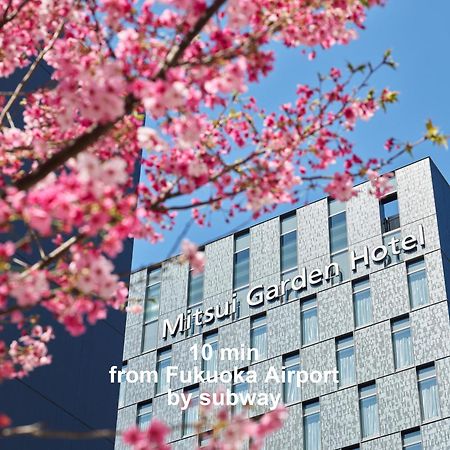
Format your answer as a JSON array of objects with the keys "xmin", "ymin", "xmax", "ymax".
[
  {"xmin": 0, "ymin": 423, "xmax": 115, "ymax": 440},
  {"xmin": 0, "ymin": 20, "xmax": 65, "ymax": 125},
  {"xmin": 0, "ymin": 0, "xmax": 30, "ymax": 29},
  {"xmin": 13, "ymin": 0, "xmax": 228, "ymax": 193}
]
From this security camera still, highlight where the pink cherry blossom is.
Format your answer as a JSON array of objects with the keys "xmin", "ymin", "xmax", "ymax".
[{"xmin": 181, "ymin": 239, "xmax": 206, "ymax": 274}]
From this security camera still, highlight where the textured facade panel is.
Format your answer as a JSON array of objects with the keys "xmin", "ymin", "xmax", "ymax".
[
  {"xmin": 218, "ymin": 318, "xmax": 250, "ymax": 372},
  {"xmin": 361, "ymin": 433, "xmax": 402, "ymax": 450},
  {"xmin": 249, "ymin": 274, "xmax": 281, "ymax": 317},
  {"xmin": 347, "ymin": 182, "xmax": 382, "ymax": 246},
  {"xmin": 153, "ymin": 393, "xmax": 183, "ymax": 442},
  {"xmin": 171, "ymin": 334, "xmax": 202, "ymax": 391},
  {"xmin": 248, "ymin": 357, "xmax": 282, "ymax": 417},
  {"xmin": 297, "ymin": 199, "xmax": 330, "ymax": 264},
  {"xmin": 160, "ymin": 259, "xmax": 189, "ymax": 315},
  {"xmin": 267, "ymin": 300, "xmax": 301, "ymax": 359},
  {"xmin": 411, "ymin": 302, "xmax": 450, "ymax": 366},
  {"xmin": 423, "ymin": 417, "xmax": 450, "ymax": 450},
  {"xmin": 250, "ymin": 217, "xmax": 280, "ymax": 283},
  {"xmin": 123, "ymin": 323, "xmax": 143, "ymax": 361},
  {"xmin": 201, "ymin": 289, "xmax": 234, "ymax": 333},
  {"xmin": 115, "ymin": 405, "xmax": 137, "ymax": 450},
  {"xmin": 301, "ymin": 339, "xmax": 337, "ymax": 400},
  {"xmin": 157, "ymin": 307, "xmax": 188, "ymax": 348},
  {"xmin": 300, "ymin": 254, "xmax": 334, "ymax": 298},
  {"xmin": 125, "ymin": 352, "xmax": 156, "ymax": 406},
  {"xmin": 126, "ymin": 269, "xmax": 146, "ymax": 328},
  {"xmin": 402, "ymin": 214, "xmax": 441, "ymax": 262},
  {"xmin": 321, "ymin": 387, "xmax": 360, "ymax": 449},
  {"xmin": 318, "ymin": 283, "xmax": 354, "ymax": 341},
  {"xmin": 203, "ymin": 236, "xmax": 233, "ymax": 299},
  {"xmin": 425, "ymin": 250, "xmax": 447, "ymax": 304},
  {"xmin": 397, "ymin": 158, "xmax": 436, "ymax": 224},
  {"xmin": 265, "ymin": 403, "xmax": 303, "ymax": 450},
  {"xmin": 378, "ymin": 369, "xmax": 421, "ymax": 435},
  {"xmin": 431, "ymin": 160, "xmax": 450, "ymax": 258},
  {"xmin": 436, "ymin": 356, "xmax": 450, "ymax": 418},
  {"xmin": 349, "ymin": 235, "xmax": 384, "ymax": 280},
  {"xmin": 355, "ymin": 321, "xmax": 394, "ymax": 384},
  {"xmin": 371, "ymin": 263, "xmax": 409, "ymax": 322}
]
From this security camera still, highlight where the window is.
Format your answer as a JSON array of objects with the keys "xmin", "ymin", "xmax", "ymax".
[
  {"xmin": 155, "ymin": 347, "xmax": 171, "ymax": 395},
  {"xmin": 329, "ymin": 208, "xmax": 348, "ymax": 253},
  {"xmin": 186, "ymin": 266, "xmax": 205, "ymax": 336},
  {"xmin": 142, "ymin": 267, "xmax": 161, "ymax": 352},
  {"xmin": 336, "ymin": 335, "xmax": 355, "ymax": 387},
  {"xmin": 329, "ymin": 199, "xmax": 349, "ymax": 283},
  {"xmin": 391, "ymin": 316, "xmax": 414, "ymax": 369},
  {"xmin": 250, "ymin": 314, "xmax": 267, "ymax": 362},
  {"xmin": 402, "ymin": 429, "xmax": 422, "ymax": 450},
  {"xmin": 407, "ymin": 258, "xmax": 429, "ymax": 308},
  {"xmin": 188, "ymin": 268, "xmax": 204, "ymax": 308},
  {"xmin": 282, "ymin": 267, "xmax": 298, "ymax": 301},
  {"xmin": 233, "ymin": 232, "xmax": 250, "ymax": 288},
  {"xmin": 417, "ymin": 364, "xmax": 440, "ymax": 421},
  {"xmin": 281, "ymin": 213, "xmax": 297, "ymax": 272},
  {"xmin": 380, "ymin": 193, "xmax": 400, "ymax": 233},
  {"xmin": 182, "ymin": 385, "xmax": 199, "ymax": 436},
  {"xmin": 353, "ymin": 278, "xmax": 373, "ymax": 327},
  {"xmin": 283, "ymin": 352, "xmax": 301, "ymax": 404},
  {"xmin": 232, "ymin": 370, "xmax": 249, "ymax": 415},
  {"xmin": 233, "ymin": 232, "xmax": 250, "ymax": 317},
  {"xmin": 118, "ymin": 362, "xmax": 127, "ymax": 408},
  {"xmin": 359, "ymin": 382, "xmax": 379, "ymax": 438},
  {"xmin": 281, "ymin": 213, "xmax": 298, "ymax": 302},
  {"xmin": 137, "ymin": 401, "xmax": 152, "ymax": 429},
  {"xmin": 202, "ymin": 330, "xmax": 219, "ymax": 374},
  {"xmin": 301, "ymin": 297, "xmax": 318, "ymax": 345},
  {"xmin": 303, "ymin": 400, "xmax": 320, "ymax": 450},
  {"xmin": 199, "ymin": 430, "xmax": 213, "ymax": 447}
]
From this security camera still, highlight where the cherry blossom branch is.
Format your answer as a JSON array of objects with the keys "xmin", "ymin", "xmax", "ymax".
[
  {"xmin": 0, "ymin": 20, "xmax": 65, "ymax": 125},
  {"xmin": 0, "ymin": 423, "xmax": 115, "ymax": 440},
  {"xmin": 0, "ymin": 0, "xmax": 31, "ymax": 29},
  {"xmin": 13, "ymin": 0, "xmax": 228, "ymax": 193}
]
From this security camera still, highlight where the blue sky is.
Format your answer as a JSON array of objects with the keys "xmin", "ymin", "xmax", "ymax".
[{"xmin": 132, "ymin": 0, "xmax": 450, "ymax": 271}]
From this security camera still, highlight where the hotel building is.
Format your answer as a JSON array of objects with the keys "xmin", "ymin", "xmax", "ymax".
[{"xmin": 116, "ymin": 158, "xmax": 450, "ymax": 450}]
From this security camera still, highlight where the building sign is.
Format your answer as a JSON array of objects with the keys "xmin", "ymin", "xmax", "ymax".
[{"xmin": 163, "ymin": 225, "xmax": 425, "ymax": 339}]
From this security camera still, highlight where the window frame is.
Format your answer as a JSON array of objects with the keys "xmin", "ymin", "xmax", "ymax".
[
  {"xmin": 391, "ymin": 315, "xmax": 414, "ymax": 370},
  {"xmin": 250, "ymin": 313, "xmax": 267, "ymax": 362},
  {"xmin": 282, "ymin": 351, "xmax": 301, "ymax": 404},
  {"xmin": 142, "ymin": 266, "xmax": 162, "ymax": 353},
  {"xmin": 406, "ymin": 257, "xmax": 429, "ymax": 309},
  {"xmin": 155, "ymin": 347, "xmax": 172, "ymax": 395},
  {"xmin": 301, "ymin": 296, "xmax": 319, "ymax": 346},
  {"xmin": 137, "ymin": 400, "xmax": 153, "ymax": 429},
  {"xmin": 352, "ymin": 277, "xmax": 373, "ymax": 328},
  {"xmin": 417, "ymin": 363, "xmax": 441, "ymax": 421},
  {"xmin": 233, "ymin": 231, "xmax": 250, "ymax": 318},
  {"xmin": 358, "ymin": 382, "xmax": 380, "ymax": 439},
  {"xmin": 182, "ymin": 385, "xmax": 200, "ymax": 436},
  {"xmin": 380, "ymin": 192, "xmax": 400, "ymax": 234},
  {"xmin": 328, "ymin": 199, "xmax": 349, "ymax": 284},
  {"xmin": 336, "ymin": 334, "xmax": 356, "ymax": 387}
]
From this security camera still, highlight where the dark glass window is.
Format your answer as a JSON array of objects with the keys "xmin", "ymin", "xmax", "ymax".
[{"xmin": 380, "ymin": 194, "xmax": 400, "ymax": 233}]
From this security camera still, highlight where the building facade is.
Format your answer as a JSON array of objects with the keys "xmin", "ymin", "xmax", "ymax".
[{"xmin": 116, "ymin": 158, "xmax": 450, "ymax": 450}]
